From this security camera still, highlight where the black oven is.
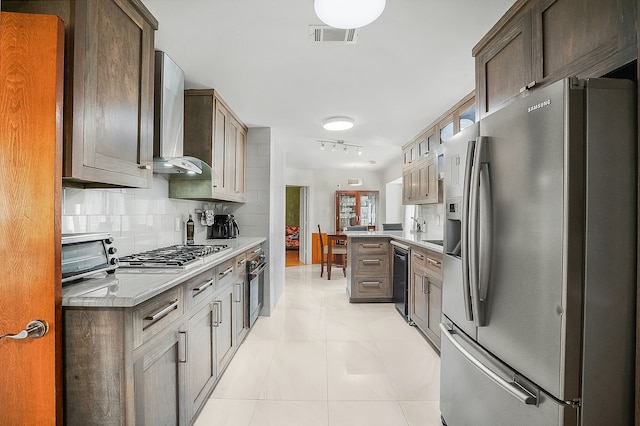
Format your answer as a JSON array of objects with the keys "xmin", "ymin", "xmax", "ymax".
[{"xmin": 246, "ymin": 246, "xmax": 267, "ymax": 327}]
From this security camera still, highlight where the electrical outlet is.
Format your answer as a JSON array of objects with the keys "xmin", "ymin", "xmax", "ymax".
[{"xmin": 175, "ymin": 217, "xmax": 182, "ymax": 232}]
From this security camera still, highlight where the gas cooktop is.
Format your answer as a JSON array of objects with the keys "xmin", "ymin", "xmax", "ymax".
[{"xmin": 118, "ymin": 244, "xmax": 230, "ymax": 269}]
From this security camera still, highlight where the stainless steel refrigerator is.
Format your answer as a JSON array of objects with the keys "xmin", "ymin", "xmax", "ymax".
[{"xmin": 441, "ymin": 78, "xmax": 636, "ymax": 426}]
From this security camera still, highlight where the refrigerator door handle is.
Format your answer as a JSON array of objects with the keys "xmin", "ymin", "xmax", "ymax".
[
  {"xmin": 477, "ymin": 136, "xmax": 492, "ymax": 319},
  {"xmin": 469, "ymin": 138, "xmax": 483, "ymax": 326},
  {"xmin": 461, "ymin": 139, "xmax": 476, "ymax": 322},
  {"xmin": 440, "ymin": 323, "xmax": 538, "ymax": 406}
]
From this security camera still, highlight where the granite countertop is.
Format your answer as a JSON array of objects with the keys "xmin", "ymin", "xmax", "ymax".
[
  {"xmin": 344, "ymin": 230, "xmax": 444, "ymax": 253},
  {"xmin": 62, "ymin": 237, "xmax": 266, "ymax": 308}
]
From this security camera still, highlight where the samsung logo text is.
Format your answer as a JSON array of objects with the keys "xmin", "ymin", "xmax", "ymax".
[{"xmin": 527, "ymin": 100, "xmax": 551, "ymax": 113}]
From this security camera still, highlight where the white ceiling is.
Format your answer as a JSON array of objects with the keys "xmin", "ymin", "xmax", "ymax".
[{"xmin": 143, "ymin": 0, "xmax": 515, "ymax": 172}]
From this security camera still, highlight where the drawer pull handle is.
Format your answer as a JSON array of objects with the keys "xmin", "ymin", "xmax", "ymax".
[
  {"xmin": 362, "ymin": 244, "xmax": 381, "ymax": 248},
  {"xmin": 219, "ymin": 267, "xmax": 233, "ymax": 278},
  {"xmin": 237, "ymin": 259, "xmax": 246, "ymax": 266},
  {"xmin": 252, "ymin": 248, "xmax": 262, "ymax": 254},
  {"xmin": 192, "ymin": 279, "xmax": 214, "ymax": 296},
  {"xmin": 413, "ymin": 253, "xmax": 425, "ymax": 260},
  {"xmin": 362, "ymin": 281, "xmax": 382, "ymax": 286},
  {"xmin": 144, "ymin": 299, "xmax": 179, "ymax": 326},
  {"xmin": 427, "ymin": 258, "xmax": 441, "ymax": 267},
  {"xmin": 361, "ymin": 259, "xmax": 381, "ymax": 265}
]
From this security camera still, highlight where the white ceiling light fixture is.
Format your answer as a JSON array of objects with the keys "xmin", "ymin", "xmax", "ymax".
[
  {"xmin": 323, "ymin": 116, "xmax": 354, "ymax": 131},
  {"xmin": 314, "ymin": 0, "xmax": 386, "ymax": 29}
]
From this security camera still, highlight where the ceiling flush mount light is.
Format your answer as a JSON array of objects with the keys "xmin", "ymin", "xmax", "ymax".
[
  {"xmin": 323, "ymin": 116, "xmax": 354, "ymax": 131},
  {"xmin": 314, "ymin": 0, "xmax": 386, "ymax": 29}
]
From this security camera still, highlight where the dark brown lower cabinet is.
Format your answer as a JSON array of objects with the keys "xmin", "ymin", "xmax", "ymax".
[
  {"xmin": 410, "ymin": 248, "xmax": 443, "ymax": 350},
  {"xmin": 186, "ymin": 303, "xmax": 217, "ymax": 420},
  {"xmin": 63, "ymin": 255, "xmax": 253, "ymax": 425},
  {"xmin": 134, "ymin": 331, "xmax": 186, "ymax": 426}
]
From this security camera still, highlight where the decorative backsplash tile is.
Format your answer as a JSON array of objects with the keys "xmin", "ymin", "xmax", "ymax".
[{"xmin": 62, "ymin": 178, "xmax": 208, "ymax": 256}]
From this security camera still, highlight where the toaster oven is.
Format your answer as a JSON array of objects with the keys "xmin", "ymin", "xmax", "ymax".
[{"xmin": 62, "ymin": 233, "xmax": 119, "ymax": 284}]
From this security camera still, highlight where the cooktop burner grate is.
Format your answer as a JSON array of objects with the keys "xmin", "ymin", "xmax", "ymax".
[{"xmin": 118, "ymin": 244, "xmax": 230, "ymax": 268}]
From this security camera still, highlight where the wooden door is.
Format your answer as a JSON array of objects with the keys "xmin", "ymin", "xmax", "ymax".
[{"xmin": 0, "ymin": 12, "xmax": 63, "ymax": 424}]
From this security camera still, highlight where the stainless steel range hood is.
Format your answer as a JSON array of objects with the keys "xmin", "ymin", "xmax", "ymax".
[{"xmin": 153, "ymin": 51, "xmax": 208, "ymax": 175}]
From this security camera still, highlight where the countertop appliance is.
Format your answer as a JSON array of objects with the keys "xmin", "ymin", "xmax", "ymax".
[
  {"xmin": 391, "ymin": 241, "xmax": 410, "ymax": 321},
  {"xmin": 118, "ymin": 244, "xmax": 229, "ymax": 269},
  {"xmin": 209, "ymin": 214, "xmax": 240, "ymax": 239},
  {"xmin": 62, "ymin": 233, "xmax": 119, "ymax": 284},
  {"xmin": 441, "ymin": 78, "xmax": 635, "ymax": 425},
  {"xmin": 246, "ymin": 246, "xmax": 267, "ymax": 326}
]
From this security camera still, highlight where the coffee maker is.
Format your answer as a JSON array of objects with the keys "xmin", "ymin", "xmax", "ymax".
[{"xmin": 208, "ymin": 214, "xmax": 240, "ymax": 239}]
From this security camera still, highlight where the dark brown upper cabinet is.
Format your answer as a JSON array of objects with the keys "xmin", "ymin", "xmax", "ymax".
[
  {"xmin": 3, "ymin": 0, "xmax": 158, "ymax": 188},
  {"xmin": 474, "ymin": 0, "xmax": 636, "ymax": 118}
]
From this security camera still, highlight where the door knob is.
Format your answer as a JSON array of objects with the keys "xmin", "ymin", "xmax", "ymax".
[{"xmin": 0, "ymin": 320, "xmax": 48, "ymax": 340}]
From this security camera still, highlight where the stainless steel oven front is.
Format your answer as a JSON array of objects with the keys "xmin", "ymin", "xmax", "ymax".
[{"xmin": 246, "ymin": 246, "xmax": 267, "ymax": 327}]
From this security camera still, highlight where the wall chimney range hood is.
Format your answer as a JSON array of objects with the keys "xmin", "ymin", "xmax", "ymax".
[{"xmin": 153, "ymin": 51, "xmax": 208, "ymax": 175}]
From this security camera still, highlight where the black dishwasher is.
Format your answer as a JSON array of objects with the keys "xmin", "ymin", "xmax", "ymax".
[{"xmin": 391, "ymin": 241, "xmax": 410, "ymax": 321}]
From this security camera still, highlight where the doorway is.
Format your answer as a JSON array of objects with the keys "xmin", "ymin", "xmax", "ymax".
[{"xmin": 285, "ymin": 186, "xmax": 308, "ymax": 267}]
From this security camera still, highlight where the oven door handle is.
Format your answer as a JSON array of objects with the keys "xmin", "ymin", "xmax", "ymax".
[{"xmin": 249, "ymin": 262, "xmax": 268, "ymax": 279}]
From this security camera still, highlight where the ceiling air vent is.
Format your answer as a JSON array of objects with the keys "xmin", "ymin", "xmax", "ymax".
[{"xmin": 309, "ymin": 25, "xmax": 359, "ymax": 44}]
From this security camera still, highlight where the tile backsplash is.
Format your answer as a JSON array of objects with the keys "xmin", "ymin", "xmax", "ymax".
[{"xmin": 62, "ymin": 177, "xmax": 212, "ymax": 256}]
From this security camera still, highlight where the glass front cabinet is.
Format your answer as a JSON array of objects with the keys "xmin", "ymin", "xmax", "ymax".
[{"xmin": 335, "ymin": 191, "xmax": 379, "ymax": 231}]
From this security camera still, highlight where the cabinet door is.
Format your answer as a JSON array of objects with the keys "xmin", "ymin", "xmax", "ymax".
[
  {"xmin": 213, "ymin": 100, "xmax": 229, "ymax": 196},
  {"xmin": 474, "ymin": 10, "xmax": 533, "ymax": 118},
  {"xmin": 411, "ymin": 268, "xmax": 429, "ymax": 333},
  {"xmin": 336, "ymin": 191, "xmax": 357, "ymax": 230},
  {"xmin": 215, "ymin": 287, "xmax": 236, "ymax": 374},
  {"xmin": 233, "ymin": 278, "xmax": 247, "ymax": 345},
  {"xmin": 358, "ymin": 192, "xmax": 377, "ymax": 227},
  {"xmin": 426, "ymin": 276, "xmax": 442, "ymax": 348},
  {"xmin": 186, "ymin": 303, "xmax": 216, "ymax": 421},
  {"xmin": 419, "ymin": 157, "xmax": 439, "ymax": 204},
  {"xmin": 134, "ymin": 331, "xmax": 186, "ymax": 425},
  {"xmin": 402, "ymin": 170, "xmax": 413, "ymax": 205},
  {"xmin": 234, "ymin": 124, "xmax": 247, "ymax": 201},
  {"xmin": 3, "ymin": 0, "xmax": 156, "ymax": 188},
  {"xmin": 535, "ymin": 0, "xmax": 636, "ymax": 82}
]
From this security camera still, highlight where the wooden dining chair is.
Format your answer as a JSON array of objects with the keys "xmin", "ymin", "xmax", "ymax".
[{"xmin": 318, "ymin": 225, "xmax": 347, "ymax": 278}]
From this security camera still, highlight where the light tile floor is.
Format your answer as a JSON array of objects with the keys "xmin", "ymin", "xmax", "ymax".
[{"xmin": 194, "ymin": 265, "xmax": 442, "ymax": 426}]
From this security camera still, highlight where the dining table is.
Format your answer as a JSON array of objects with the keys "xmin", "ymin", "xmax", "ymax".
[{"xmin": 326, "ymin": 231, "xmax": 347, "ymax": 280}]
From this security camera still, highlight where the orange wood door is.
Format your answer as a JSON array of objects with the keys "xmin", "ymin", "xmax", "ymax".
[{"xmin": 0, "ymin": 12, "xmax": 64, "ymax": 425}]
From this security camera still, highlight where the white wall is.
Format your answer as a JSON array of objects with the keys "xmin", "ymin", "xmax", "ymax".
[
  {"xmin": 233, "ymin": 127, "xmax": 285, "ymax": 316},
  {"xmin": 385, "ymin": 180, "xmax": 404, "ymax": 223}
]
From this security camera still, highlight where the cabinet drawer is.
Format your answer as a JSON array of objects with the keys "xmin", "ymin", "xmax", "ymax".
[
  {"xmin": 352, "ymin": 239, "xmax": 388, "ymax": 254},
  {"xmin": 412, "ymin": 250, "xmax": 442, "ymax": 277},
  {"xmin": 353, "ymin": 255, "xmax": 389, "ymax": 277},
  {"xmin": 355, "ymin": 278, "xmax": 390, "ymax": 297},
  {"xmin": 234, "ymin": 254, "xmax": 247, "ymax": 279},
  {"xmin": 216, "ymin": 258, "xmax": 235, "ymax": 290},
  {"xmin": 185, "ymin": 268, "xmax": 215, "ymax": 310},
  {"xmin": 133, "ymin": 287, "xmax": 184, "ymax": 348}
]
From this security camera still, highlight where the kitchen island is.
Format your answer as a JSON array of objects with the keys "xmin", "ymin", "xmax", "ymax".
[
  {"xmin": 344, "ymin": 231, "xmax": 444, "ymax": 349},
  {"xmin": 61, "ymin": 237, "xmax": 265, "ymax": 425},
  {"xmin": 344, "ymin": 230, "xmax": 443, "ymax": 302}
]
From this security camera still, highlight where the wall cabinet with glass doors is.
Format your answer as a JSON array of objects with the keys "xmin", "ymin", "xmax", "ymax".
[
  {"xmin": 335, "ymin": 191, "xmax": 379, "ymax": 231},
  {"xmin": 402, "ymin": 93, "xmax": 475, "ymax": 205}
]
